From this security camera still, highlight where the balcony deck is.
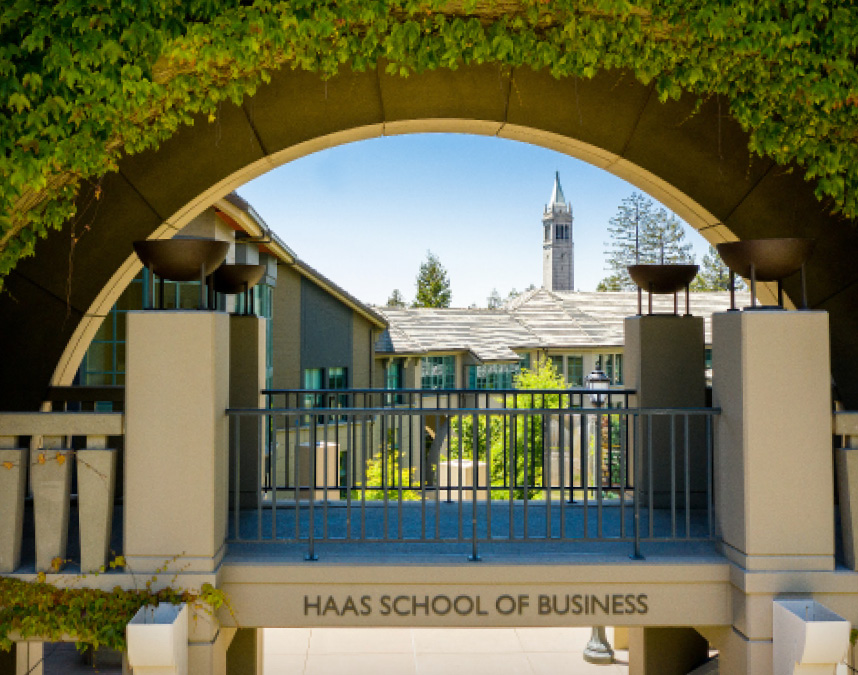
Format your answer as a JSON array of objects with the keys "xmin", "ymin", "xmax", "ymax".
[{"xmin": 227, "ymin": 498, "xmax": 717, "ymax": 564}]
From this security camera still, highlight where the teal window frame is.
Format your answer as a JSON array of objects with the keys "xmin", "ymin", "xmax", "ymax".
[{"xmin": 421, "ymin": 356, "xmax": 455, "ymax": 390}]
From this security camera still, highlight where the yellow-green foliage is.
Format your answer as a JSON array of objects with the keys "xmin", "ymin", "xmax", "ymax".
[
  {"xmin": 0, "ymin": 558, "xmax": 231, "ymax": 652},
  {"xmin": 449, "ymin": 355, "xmax": 565, "ymax": 498},
  {"xmin": 1, "ymin": 1, "xmax": 857, "ymax": 291},
  {"xmin": 354, "ymin": 449, "xmax": 421, "ymax": 501}
]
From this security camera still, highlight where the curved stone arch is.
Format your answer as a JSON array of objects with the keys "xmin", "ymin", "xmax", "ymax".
[{"xmin": 3, "ymin": 63, "xmax": 856, "ymax": 410}]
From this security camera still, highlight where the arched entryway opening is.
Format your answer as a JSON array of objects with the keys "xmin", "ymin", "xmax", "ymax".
[{"xmin": 2, "ymin": 63, "xmax": 855, "ymax": 412}]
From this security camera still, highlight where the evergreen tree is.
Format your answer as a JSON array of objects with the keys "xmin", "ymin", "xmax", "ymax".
[
  {"xmin": 386, "ymin": 289, "xmax": 406, "ymax": 307},
  {"xmin": 691, "ymin": 245, "xmax": 745, "ymax": 291},
  {"xmin": 413, "ymin": 251, "xmax": 452, "ymax": 308},
  {"xmin": 598, "ymin": 193, "xmax": 695, "ymax": 290}
]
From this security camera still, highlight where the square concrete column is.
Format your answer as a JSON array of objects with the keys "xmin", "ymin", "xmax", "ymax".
[
  {"xmin": 628, "ymin": 627, "xmax": 709, "ymax": 675},
  {"xmin": 712, "ymin": 311, "xmax": 834, "ymax": 571},
  {"xmin": 229, "ymin": 316, "xmax": 266, "ymax": 509},
  {"xmin": 624, "ymin": 316, "xmax": 707, "ymax": 507},
  {"xmin": 225, "ymin": 628, "xmax": 262, "ymax": 675},
  {"xmin": 125, "ymin": 311, "xmax": 229, "ymax": 573}
]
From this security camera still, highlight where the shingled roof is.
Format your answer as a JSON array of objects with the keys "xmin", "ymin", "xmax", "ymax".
[{"xmin": 375, "ymin": 288, "xmax": 745, "ymax": 361}]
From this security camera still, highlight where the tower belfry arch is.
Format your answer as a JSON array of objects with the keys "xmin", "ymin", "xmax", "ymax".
[{"xmin": 542, "ymin": 171, "xmax": 574, "ymax": 292}]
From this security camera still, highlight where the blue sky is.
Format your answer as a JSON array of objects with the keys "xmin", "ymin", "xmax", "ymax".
[{"xmin": 237, "ymin": 133, "xmax": 712, "ymax": 307}]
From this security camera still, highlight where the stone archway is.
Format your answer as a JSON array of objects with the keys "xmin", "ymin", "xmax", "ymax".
[{"xmin": 2, "ymin": 63, "xmax": 856, "ymax": 410}]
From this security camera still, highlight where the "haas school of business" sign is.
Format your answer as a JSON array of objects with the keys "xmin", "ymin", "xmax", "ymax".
[{"xmin": 303, "ymin": 592, "xmax": 649, "ymax": 619}]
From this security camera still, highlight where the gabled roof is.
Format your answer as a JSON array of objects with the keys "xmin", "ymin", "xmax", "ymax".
[
  {"xmin": 217, "ymin": 192, "xmax": 386, "ymax": 329},
  {"xmin": 375, "ymin": 289, "xmax": 745, "ymax": 360}
]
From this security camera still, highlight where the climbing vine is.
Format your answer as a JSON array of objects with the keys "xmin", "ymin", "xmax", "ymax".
[
  {"xmin": 1, "ymin": 0, "xmax": 856, "ymax": 290},
  {"xmin": 0, "ymin": 558, "xmax": 232, "ymax": 652}
]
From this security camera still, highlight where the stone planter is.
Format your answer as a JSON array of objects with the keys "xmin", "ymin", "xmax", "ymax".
[
  {"xmin": 773, "ymin": 599, "xmax": 850, "ymax": 675},
  {"xmin": 0, "ymin": 448, "xmax": 28, "ymax": 573},
  {"xmin": 77, "ymin": 448, "xmax": 117, "ymax": 573},
  {"xmin": 31, "ymin": 448, "xmax": 73, "ymax": 572},
  {"xmin": 127, "ymin": 603, "xmax": 188, "ymax": 675}
]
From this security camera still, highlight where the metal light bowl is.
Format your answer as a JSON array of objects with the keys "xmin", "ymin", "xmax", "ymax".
[
  {"xmin": 212, "ymin": 263, "xmax": 266, "ymax": 295},
  {"xmin": 133, "ymin": 238, "xmax": 229, "ymax": 281},
  {"xmin": 716, "ymin": 239, "xmax": 814, "ymax": 281},
  {"xmin": 627, "ymin": 264, "xmax": 699, "ymax": 294}
]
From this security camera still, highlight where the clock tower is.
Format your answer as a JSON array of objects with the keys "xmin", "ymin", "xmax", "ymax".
[{"xmin": 542, "ymin": 172, "xmax": 574, "ymax": 291}]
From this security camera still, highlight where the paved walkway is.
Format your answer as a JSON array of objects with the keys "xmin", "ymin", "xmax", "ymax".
[{"xmin": 263, "ymin": 627, "xmax": 630, "ymax": 675}]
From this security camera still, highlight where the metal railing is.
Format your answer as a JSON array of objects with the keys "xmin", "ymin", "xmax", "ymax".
[{"xmin": 229, "ymin": 389, "xmax": 717, "ymax": 560}]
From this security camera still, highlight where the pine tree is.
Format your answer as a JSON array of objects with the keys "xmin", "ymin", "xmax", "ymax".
[
  {"xmin": 413, "ymin": 251, "xmax": 452, "ymax": 308},
  {"xmin": 598, "ymin": 193, "xmax": 695, "ymax": 291},
  {"xmin": 691, "ymin": 245, "xmax": 745, "ymax": 291},
  {"xmin": 386, "ymin": 289, "xmax": 406, "ymax": 307}
]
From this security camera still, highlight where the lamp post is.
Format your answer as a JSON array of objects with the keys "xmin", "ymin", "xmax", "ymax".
[{"xmin": 583, "ymin": 368, "xmax": 614, "ymax": 665}]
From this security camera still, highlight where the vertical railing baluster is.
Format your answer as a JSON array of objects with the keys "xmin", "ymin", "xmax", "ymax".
[
  {"xmin": 671, "ymin": 412, "xmax": 677, "ymax": 539},
  {"xmin": 544, "ymin": 403, "xmax": 550, "ymax": 540},
  {"xmin": 294, "ymin": 414, "xmax": 301, "ymax": 543},
  {"xmin": 397, "ymin": 410, "xmax": 404, "ymax": 541},
  {"xmin": 420, "ymin": 410, "xmax": 427, "ymax": 541},
  {"xmin": 234, "ymin": 414, "xmax": 241, "ymax": 540},
  {"xmin": 707, "ymin": 413, "xmax": 714, "ymax": 538},
  {"xmin": 382, "ymin": 411, "xmax": 389, "ymax": 541},
  {"xmin": 631, "ymin": 413, "xmax": 644, "ymax": 560},
  {"xmin": 523, "ymin": 409, "xmax": 529, "ymax": 540},
  {"xmin": 322, "ymin": 411, "xmax": 329, "ymax": 542},
  {"xmin": 508, "ymin": 410, "xmax": 515, "ymax": 540},
  {"xmin": 457, "ymin": 413, "xmax": 463, "ymax": 541},
  {"xmin": 597, "ymin": 407, "xmax": 603, "ymax": 539},
  {"xmin": 581, "ymin": 409, "xmax": 588, "ymax": 539},
  {"xmin": 306, "ymin": 418, "xmax": 317, "ymax": 560},
  {"xmin": 685, "ymin": 414, "xmax": 691, "ymax": 539},
  {"xmin": 485, "ymin": 411, "xmax": 492, "ymax": 541},
  {"xmin": 620, "ymin": 411, "xmax": 627, "ymax": 539},
  {"xmin": 469, "ymin": 412, "xmax": 480, "ymax": 561},
  {"xmin": 552, "ymin": 404, "xmax": 568, "ymax": 539},
  {"xmin": 647, "ymin": 413, "xmax": 654, "ymax": 540},
  {"xmin": 346, "ymin": 411, "xmax": 352, "ymax": 541}
]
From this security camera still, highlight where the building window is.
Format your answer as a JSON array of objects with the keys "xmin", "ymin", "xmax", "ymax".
[
  {"xmin": 386, "ymin": 359, "xmax": 404, "ymax": 390},
  {"xmin": 596, "ymin": 353, "xmax": 623, "ymax": 385},
  {"xmin": 704, "ymin": 348, "xmax": 713, "ymax": 371},
  {"xmin": 421, "ymin": 356, "xmax": 455, "ymax": 390},
  {"xmin": 567, "ymin": 355, "xmax": 584, "ymax": 387},
  {"xmin": 466, "ymin": 364, "xmax": 520, "ymax": 390},
  {"xmin": 544, "ymin": 224, "xmax": 550, "ymax": 242},
  {"xmin": 80, "ymin": 269, "xmax": 275, "ymax": 389},
  {"xmin": 550, "ymin": 355, "xmax": 564, "ymax": 377},
  {"xmin": 303, "ymin": 367, "xmax": 349, "ymax": 419},
  {"xmin": 519, "ymin": 353, "xmax": 532, "ymax": 372}
]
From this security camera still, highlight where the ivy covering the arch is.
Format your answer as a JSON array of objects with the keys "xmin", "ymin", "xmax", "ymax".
[{"xmin": 1, "ymin": 0, "xmax": 856, "ymax": 290}]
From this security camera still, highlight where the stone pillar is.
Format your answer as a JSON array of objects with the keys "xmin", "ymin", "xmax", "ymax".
[
  {"xmin": 712, "ymin": 310, "xmax": 834, "ymax": 675},
  {"xmin": 628, "ymin": 627, "xmax": 708, "ymax": 675},
  {"xmin": 712, "ymin": 311, "xmax": 834, "ymax": 571},
  {"xmin": 229, "ymin": 315, "xmax": 267, "ymax": 509},
  {"xmin": 624, "ymin": 315, "xmax": 706, "ymax": 507},
  {"xmin": 225, "ymin": 628, "xmax": 262, "ymax": 675},
  {"xmin": 14, "ymin": 643, "xmax": 42, "ymax": 675},
  {"xmin": 125, "ymin": 311, "xmax": 230, "ymax": 574}
]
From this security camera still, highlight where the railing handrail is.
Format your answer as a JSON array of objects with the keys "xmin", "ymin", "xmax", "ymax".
[
  {"xmin": 0, "ymin": 411, "xmax": 125, "ymax": 436},
  {"xmin": 263, "ymin": 387, "xmax": 638, "ymax": 395},
  {"xmin": 229, "ymin": 406, "xmax": 719, "ymax": 416}
]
